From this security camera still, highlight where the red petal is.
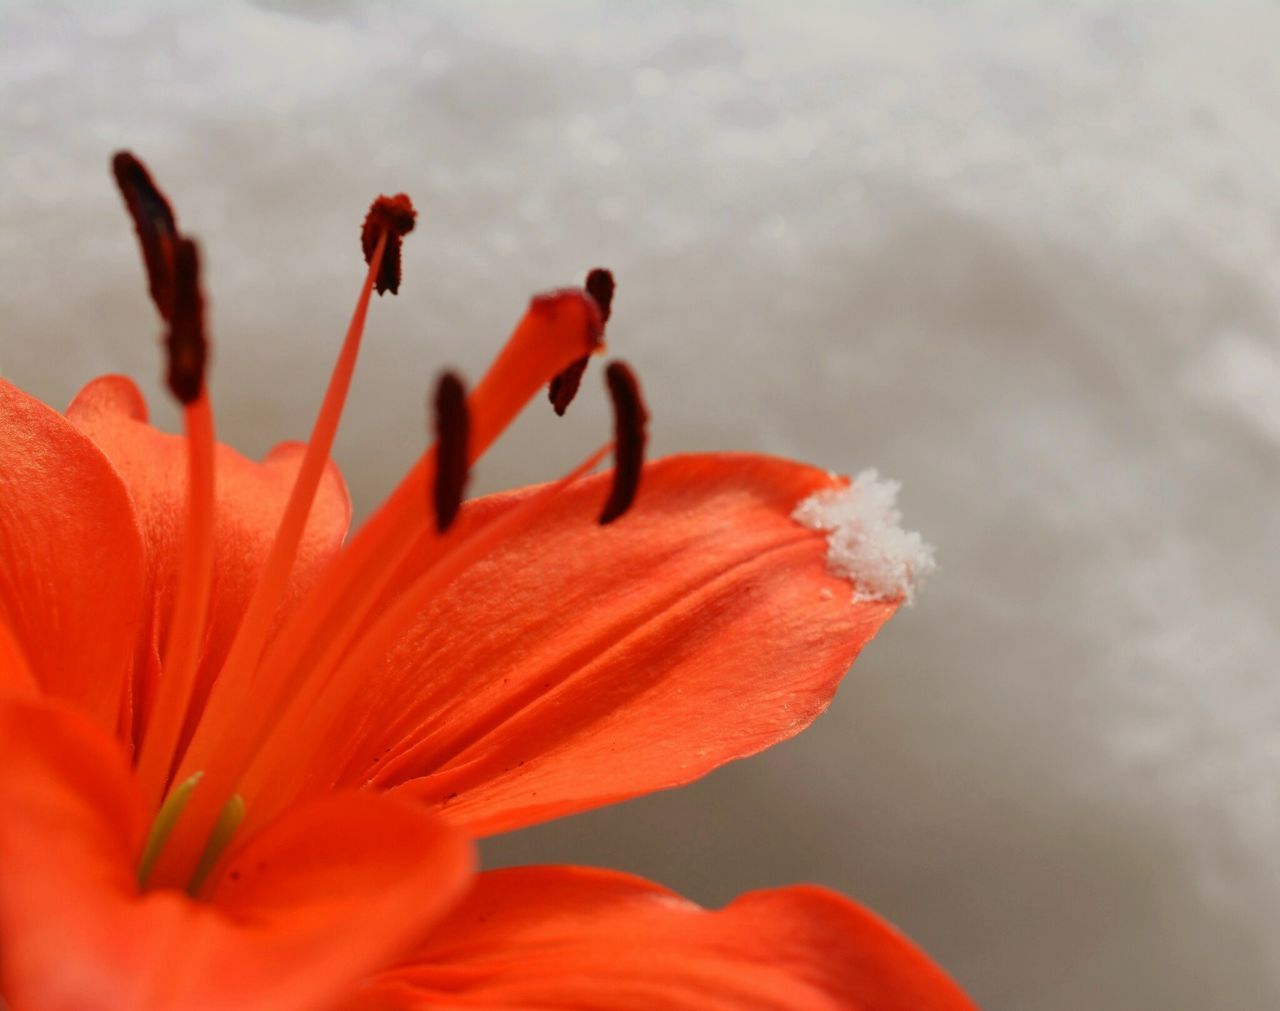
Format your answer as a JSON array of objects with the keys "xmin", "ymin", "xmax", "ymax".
[
  {"xmin": 67, "ymin": 375, "xmax": 351, "ymax": 738},
  {"xmin": 0, "ymin": 695, "xmax": 151, "ymax": 1010},
  {"xmin": 200, "ymin": 792, "xmax": 475, "ymax": 1009},
  {"xmin": 0, "ymin": 696, "xmax": 474, "ymax": 1011},
  {"xmin": 356, "ymin": 865, "xmax": 977, "ymax": 1010},
  {"xmin": 0, "ymin": 622, "xmax": 37, "ymax": 698},
  {"xmin": 0, "ymin": 378, "xmax": 146, "ymax": 732},
  {"xmin": 285, "ymin": 453, "xmax": 895, "ymax": 836}
]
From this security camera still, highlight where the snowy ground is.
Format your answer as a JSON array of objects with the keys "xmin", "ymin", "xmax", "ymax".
[{"xmin": 3, "ymin": 3, "xmax": 1279, "ymax": 1008}]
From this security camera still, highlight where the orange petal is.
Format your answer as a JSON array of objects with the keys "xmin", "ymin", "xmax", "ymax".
[
  {"xmin": 315, "ymin": 453, "xmax": 896, "ymax": 836},
  {"xmin": 0, "ymin": 622, "xmax": 37, "ymax": 699},
  {"xmin": 67, "ymin": 375, "xmax": 351, "ymax": 739},
  {"xmin": 198, "ymin": 792, "xmax": 476, "ymax": 1009},
  {"xmin": 0, "ymin": 378, "xmax": 146, "ymax": 732},
  {"xmin": 354, "ymin": 865, "xmax": 978, "ymax": 1011},
  {"xmin": 0, "ymin": 696, "xmax": 475, "ymax": 1011}
]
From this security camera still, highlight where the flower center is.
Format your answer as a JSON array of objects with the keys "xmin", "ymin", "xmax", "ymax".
[{"xmin": 112, "ymin": 152, "xmax": 646, "ymax": 895}]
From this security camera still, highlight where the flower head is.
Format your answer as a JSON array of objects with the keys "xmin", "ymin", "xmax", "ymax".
[{"xmin": 0, "ymin": 153, "xmax": 970, "ymax": 1010}]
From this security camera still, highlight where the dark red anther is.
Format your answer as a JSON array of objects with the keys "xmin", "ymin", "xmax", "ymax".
[
  {"xmin": 584, "ymin": 267, "xmax": 615, "ymax": 323},
  {"xmin": 547, "ymin": 357, "xmax": 589, "ymax": 416},
  {"xmin": 361, "ymin": 193, "xmax": 417, "ymax": 296},
  {"xmin": 548, "ymin": 267, "xmax": 615, "ymax": 416},
  {"xmin": 111, "ymin": 151, "xmax": 180, "ymax": 321},
  {"xmin": 166, "ymin": 238, "xmax": 207, "ymax": 405},
  {"xmin": 599, "ymin": 360, "xmax": 648, "ymax": 525},
  {"xmin": 432, "ymin": 371, "xmax": 470, "ymax": 532}
]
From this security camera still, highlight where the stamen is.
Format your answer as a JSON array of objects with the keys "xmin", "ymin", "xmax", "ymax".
[
  {"xmin": 209, "ymin": 205, "xmax": 400, "ymax": 699},
  {"xmin": 361, "ymin": 194, "xmax": 416, "ymax": 295},
  {"xmin": 110, "ymin": 154, "xmax": 217, "ymax": 803},
  {"xmin": 548, "ymin": 267, "xmax": 615, "ymax": 415},
  {"xmin": 165, "ymin": 238, "xmax": 207, "ymax": 405},
  {"xmin": 111, "ymin": 151, "xmax": 179, "ymax": 320},
  {"xmin": 134, "ymin": 235, "xmax": 215, "ymax": 809},
  {"xmin": 432, "ymin": 371, "xmax": 470, "ymax": 532},
  {"xmin": 599, "ymin": 360, "xmax": 648, "ymax": 524},
  {"xmin": 145, "ymin": 200, "xmax": 406, "ymax": 889}
]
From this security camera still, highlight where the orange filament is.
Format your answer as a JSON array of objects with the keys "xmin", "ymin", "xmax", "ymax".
[
  {"xmin": 220, "ymin": 229, "xmax": 388, "ymax": 699},
  {"xmin": 177, "ymin": 290, "xmax": 605, "ymax": 793},
  {"xmin": 135, "ymin": 393, "xmax": 216, "ymax": 808},
  {"xmin": 144, "ymin": 233, "xmax": 389, "ymax": 888}
]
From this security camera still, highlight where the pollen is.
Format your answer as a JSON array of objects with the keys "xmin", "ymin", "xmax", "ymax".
[
  {"xmin": 599, "ymin": 360, "xmax": 647, "ymax": 525},
  {"xmin": 432, "ymin": 371, "xmax": 470, "ymax": 532},
  {"xmin": 792, "ymin": 469, "xmax": 936, "ymax": 604},
  {"xmin": 361, "ymin": 193, "xmax": 417, "ymax": 295},
  {"xmin": 111, "ymin": 150, "xmax": 180, "ymax": 320},
  {"xmin": 584, "ymin": 267, "xmax": 615, "ymax": 323},
  {"xmin": 548, "ymin": 267, "xmax": 615, "ymax": 415},
  {"xmin": 166, "ymin": 237, "xmax": 207, "ymax": 404}
]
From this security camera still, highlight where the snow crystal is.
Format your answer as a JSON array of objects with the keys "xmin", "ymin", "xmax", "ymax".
[{"xmin": 792, "ymin": 469, "xmax": 935, "ymax": 605}]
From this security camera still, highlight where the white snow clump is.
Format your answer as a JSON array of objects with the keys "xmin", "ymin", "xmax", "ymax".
[{"xmin": 791, "ymin": 469, "xmax": 936, "ymax": 605}]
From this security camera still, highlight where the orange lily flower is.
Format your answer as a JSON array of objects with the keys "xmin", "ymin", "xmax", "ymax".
[{"xmin": 0, "ymin": 154, "xmax": 969, "ymax": 1010}]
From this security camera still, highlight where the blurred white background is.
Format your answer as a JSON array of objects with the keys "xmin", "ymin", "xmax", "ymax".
[{"xmin": 3, "ymin": 3, "xmax": 1278, "ymax": 1007}]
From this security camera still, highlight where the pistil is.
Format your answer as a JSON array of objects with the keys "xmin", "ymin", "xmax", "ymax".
[
  {"xmin": 137, "ymin": 771, "xmax": 202, "ymax": 885},
  {"xmin": 188, "ymin": 793, "xmax": 246, "ymax": 897}
]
